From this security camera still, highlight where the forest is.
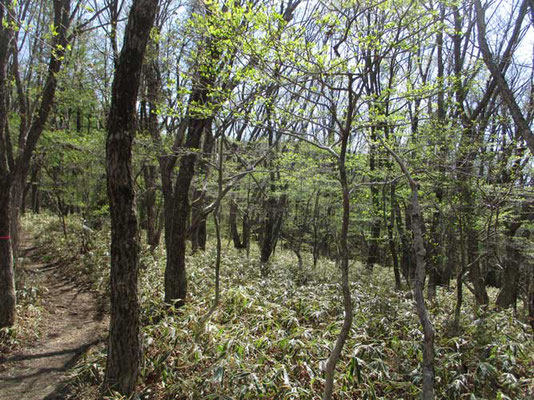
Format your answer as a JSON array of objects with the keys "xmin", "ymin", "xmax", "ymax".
[{"xmin": 0, "ymin": 0, "xmax": 534, "ymax": 399}]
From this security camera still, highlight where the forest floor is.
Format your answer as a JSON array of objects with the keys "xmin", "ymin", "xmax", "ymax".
[
  {"xmin": 3, "ymin": 215, "xmax": 534, "ymax": 399},
  {"xmin": 0, "ymin": 241, "xmax": 108, "ymax": 400}
]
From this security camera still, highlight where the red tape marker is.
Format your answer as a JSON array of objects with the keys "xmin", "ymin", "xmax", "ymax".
[{"xmin": 0, "ymin": 236, "xmax": 11, "ymax": 240}]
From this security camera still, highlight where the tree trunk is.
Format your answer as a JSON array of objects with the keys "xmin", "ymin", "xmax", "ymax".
[
  {"xmin": 229, "ymin": 196, "xmax": 244, "ymax": 249},
  {"xmin": 427, "ymin": 206, "xmax": 444, "ymax": 302},
  {"xmin": 242, "ymin": 202, "xmax": 250, "ymax": 253},
  {"xmin": 190, "ymin": 198, "xmax": 208, "ymax": 252},
  {"xmin": 451, "ymin": 2, "xmax": 490, "ymax": 308},
  {"xmin": 260, "ymin": 197, "xmax": 276, "ymax": 266},
  {"xmin": 496, "ymin": 240, "xmax": 520, "ymax": 309},
  {"xmin": 312, "ymin": 190, "xmax": 321, "ymax": 267},
  {"xmin": 142, "ymin": 51, "xmax": 164, "ymax": 252},
  {"xmin": 104, "ymin": 0, "xmax": 158, "ymax": 396},
  {"xmin": 190, "ymin": 188, "xmax": 204, "ymax": 253},
  {"xmin": 474, "ymin": 0, "xmax": 534, "ymax": 154},
  {"xmin": 366, "ymin": 192, "xmax": 381, "ymax": 271},
  {"xmin": 384, "ymin": 142, "xmax": 435, "ymax": 399},
  {"xmin": 453, "ymin": 218, "xmax": 466, "ymax": 334},
  {"xmin": 388, "ymin": 185, "xmax": 402, "ymax": 290},
  {"xmin": 31, "ymin": 184, "xmax": 40, "ymax": 213},
  {"xmin": 190, "ymin": 127, "xmax": 214, "ymax": 253},
  {"xmin": 212, "ymin": 136, "xmax": 224, "ymax": 306},
  {"xmin": 366, "ymin": 128, "xmax": 381, "ymax": 271},
  {"xmin": 142, "ymin": 164, "xmax": 161, "ymax": 250},
  {"xmin": 164, "ymin": 116, "xmax": 211, "ymax": 304},
  {"xmin": 410, "ymin": 192, "xmax": 435, "ymax": 400},
  {"xmin": 496, "ymin": 220, "xmax": 526, "ymax": 308},
  {"xmin": 25, "ymin": 157, "xmax": 42, "ymax": 215},
  {"xmin": 398, "ymin": 201, "xmax": 415, "ymax": 286},
  {"xmin": 7, "ymin": 0, "xmax": 74, "ymax": 255},
  {"xmin": 0, "ymin": 184, "xmax": 15, "ymax": 328},
  {"xmin": 529, "ymin": 270, "xmax": 534, "ymax": 332},
  {"xmin": 260, "ymin": 194, "xmax": 287, "ymax": 272},
  {"xmin": 323, "ymin": 75, "xmax": 354, "ymax": 400},
  {"xmin": 443, "ymin": 229, "xmax": 456, "ymax": 288},
  {"xmin": 0, "ymin": 0, "xmax": 15, "ymax": 329},
  {"xmin": 9, "ymin": 174, "xmax": 24, "ymax": 252},
  {"xmin": 163, "ymin": 27, "xmax": 221, "ymax": 304},
  {"xmin": 467, "ymin": 229, "xmax": 488, "ymax": 306}
]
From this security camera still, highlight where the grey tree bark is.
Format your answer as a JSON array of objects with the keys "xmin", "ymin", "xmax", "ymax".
[
  {"xmin": 323, "ymin": 74, "xmax": 355, "ymax": 400},
  {"xmin": 383, "ymin": 142, "xmax": 435, "ymax": 400}
]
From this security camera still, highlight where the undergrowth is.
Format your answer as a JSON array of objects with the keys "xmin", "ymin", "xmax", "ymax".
[
  {"xmin": 0, "ymin": 217, "xmax": 46, "ymax": 354},
  {"xmin": 0, "ymin": 280, "xmax": 43, "ymax": 354},
  {"xmin": 22, "ymin": 213, "xmax": 534, "ymax": 399}
]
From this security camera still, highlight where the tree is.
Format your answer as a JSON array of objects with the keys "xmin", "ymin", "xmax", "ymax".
[
  {"xmin": 475, "ymin": 0, "xmax": 534, "ymax": 154},
  {"xmin": 0, "ymin": 0, "xmax": 77, "ymax": 328},
  {"xmin": 104, "ymin": 0, "xmax": 158, "ymax": 395},
  {"xmin": 383, "ymin": 141, "xmax": 436, "ymax": 399},
  {"xmin": 0, "ymin": 0, "xmax": 15, "ymax": 328},
  {"xmin": 322, "ymin": 74, "xmax": 357, "ymax": 400}
]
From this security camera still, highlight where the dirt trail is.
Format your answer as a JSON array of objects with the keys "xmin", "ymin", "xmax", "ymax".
[{"xmin": 0, "ymin": 246, "xmax": 108, "ymax": 400}]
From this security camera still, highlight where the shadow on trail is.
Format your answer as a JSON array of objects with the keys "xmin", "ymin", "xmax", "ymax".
[
  {"xmin": 0, "ymin": 338, "xmax": 102, "ymax": 366},
  {"xmin": 0, "ymin": 239, "xmax": 109, "ymax": 400}
]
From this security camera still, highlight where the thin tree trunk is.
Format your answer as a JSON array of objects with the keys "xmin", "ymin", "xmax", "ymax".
[
  {"xmin": 367, "ymin": 184, "xmax": 381, "ymax": 271},
  {"xmin": 191, "ymin": 126, "xmax": 215, "ymax": 253},
  {"xmin": 9, "ymin": 0, "xmax": 74, "ymax": 254},
  {"xmin": 212, "ymin": 135, "xmax": 224, "ymax": 308},
  {"xmin": 312, "ymin": 190, "xmax": 321, "ymax": 267},
  {"xmin": 190, "ymin": 188, "xmax": 204, "ymax": 252},
  {"xmin": 453, "ymin": 265, "xmax": 465, "ymax": 334},
  {"xmin": 229, "ymin": 195, "xmax": 244, "ymax": 249},
  {"xmin": 242, "ymin": 186, "xmax": 251, "ymax": 254},
  {"xmin": 388, "ymin": 184, "xmax": 402, "ymax": 290},
  {"xmin": 31, "ymin": 179, "xmax": 40, "ymax": 213},
  {"xmin": 529, "ymin": 268, "xmax": 534, "ymax": 332},
  {"xmin": 474, "ymin": 0, "xmax": 534, "ymax": 154},
  {"xmin": 453, "ymin": 216, "xmax": 466, "ymax": 333},
  {"xmin": 383, "ymin": 141, "xmax": 435, "ymax": 399},
  {"xmin": 323, "ymin": 75, "xmax": 354, "ymax": 400},
  {"xmin": 410, "ymin": 190, "xmax": 435, "ymax": 400},
  {"xmin": 197, "ymin": 137, "xmax": 223, "ymax": 327},
  {"xmin": 400, "ymin": 202, "xmax": 415, "ymax": 285},
  {"xmin": 26, "ymin": 157, "xmax": 41, "ymax": 214},
  {"xmin": 142, "ymin": 164, "xmax": 161, "ymax": 249}
]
